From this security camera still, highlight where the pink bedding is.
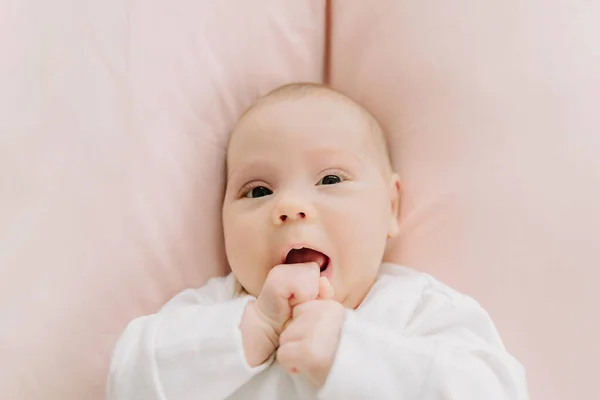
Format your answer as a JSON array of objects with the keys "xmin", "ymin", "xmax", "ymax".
[
  {"xmin": 328, "ymin": 2, "xmax": 600, "ymax": 398},
  {"xmin": 0, "ymin": 1, "xmax": 324, "ymax": 398},
  {"xmin": 1, "ymin": 1, "xmax": 599, "ymax": 399}
]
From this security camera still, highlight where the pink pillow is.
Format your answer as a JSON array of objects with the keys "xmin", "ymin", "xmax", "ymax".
[
  {"xmin": 0, "ymin": 1, "xmax": 324, "ymax": 399},
  {"xmin": 329, "ymin": 1, "xmax": 600, "ymax": 399}
]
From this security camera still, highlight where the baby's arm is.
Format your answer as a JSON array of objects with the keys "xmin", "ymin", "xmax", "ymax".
[
  {"xmin": 106, "ymin": 274, "xmax": 273, "ymax": 400},
  {"xmin": 318, "ymin": 290, "xmax": 529, "ymax": 399}
]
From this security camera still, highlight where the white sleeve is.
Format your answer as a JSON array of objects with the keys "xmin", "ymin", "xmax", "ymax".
[
  {"xmin": 318, "ymin": 298, "xmax": 529, "ymax": 400},
  {"xmin": 106, "ymin": 275, "xmax": 270, "ymax": 400}
]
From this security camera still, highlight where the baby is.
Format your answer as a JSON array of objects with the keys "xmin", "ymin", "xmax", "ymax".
[{"xmin": 107, "ymin": 83, "xmax": 528, "ymax": 399}]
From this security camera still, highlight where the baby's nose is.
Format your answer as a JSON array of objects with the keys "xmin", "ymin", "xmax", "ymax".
[
  {"xmin": 272, "ymin": 197, "xmax": 315, "ymax": 225},
  {"xmin": 279, "ymin": 211, "xmax": 306, "ymax": 223}
]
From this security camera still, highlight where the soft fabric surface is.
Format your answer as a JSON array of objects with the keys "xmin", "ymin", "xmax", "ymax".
[
  {"xmin": 0, "ymin": 1, "xmax": 324, "ymax": 399},
  {"xmin": 3, "ymin": 1, "xmax": 599, "ymax": 399},
  {"xmin": 107, "ymin": 263, "xmax": 527, "ymax": 399},
  {"xmin": 329, "ymin": 1, "xmax": 600, "ymax": 399}
]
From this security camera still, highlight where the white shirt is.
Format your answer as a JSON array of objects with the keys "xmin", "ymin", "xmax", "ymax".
[{"xmin": 107, "ymin": 263, "xmax": 528, "ymax": 400}]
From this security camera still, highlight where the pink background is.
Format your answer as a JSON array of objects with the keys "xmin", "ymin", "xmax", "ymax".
[
  {"xmin": 330, "ymin": 2, "xmax": 600, "ymax": 399},
  {"xmin": 1, "ymin": 1, "xmax": 598, "ymax": 399}
]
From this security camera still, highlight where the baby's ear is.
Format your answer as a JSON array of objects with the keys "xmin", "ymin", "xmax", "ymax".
[{"xmin": 387, "ymin": 173, "xmax": 401, "ymax": 238}]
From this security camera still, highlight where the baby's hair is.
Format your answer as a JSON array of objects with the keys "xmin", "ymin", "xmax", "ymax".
[{"xmin": 232, "ymin": 82, "xmax": 394, "ymax": 175}]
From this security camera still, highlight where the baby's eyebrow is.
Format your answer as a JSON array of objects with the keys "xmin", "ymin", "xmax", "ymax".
[{"xmin": 227, "ymin": 159, "xmax": 271, "ymax": 182}]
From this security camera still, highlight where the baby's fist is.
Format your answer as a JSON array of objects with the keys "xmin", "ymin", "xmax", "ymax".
[
  {"xmin": 256, "ymin": 262, "xmax": 321, "ymax": 334},
  {"xmin": 276, "ymin": 298, "xmax": 345, "ymax": 388}
]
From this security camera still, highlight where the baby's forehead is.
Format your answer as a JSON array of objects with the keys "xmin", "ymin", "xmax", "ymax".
[
  {"xmin": 228, "ymin": 84, "xmax": 392, "ymax": 173},
  {"xmin": 233, "ymin": 90, "xmax": 371, "ymax": 144},
  {"xmin": 231, "ymin": 98, "xmax": 368, "ymax": 154}
]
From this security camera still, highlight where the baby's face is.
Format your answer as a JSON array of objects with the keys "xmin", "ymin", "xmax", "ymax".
[{"xmin": 223, "ymin": 95, "xmax": 399, "ymax": 308}]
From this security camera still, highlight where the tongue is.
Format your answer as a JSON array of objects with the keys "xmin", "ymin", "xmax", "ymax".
[{"xmin": 285, "ymin": 248, "xmax": 327, "ymax": 268}]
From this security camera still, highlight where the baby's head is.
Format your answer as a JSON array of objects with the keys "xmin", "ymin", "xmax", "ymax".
[{"xmin": 222, "ymin": 83, "xmax": 400, "ymax": 308}]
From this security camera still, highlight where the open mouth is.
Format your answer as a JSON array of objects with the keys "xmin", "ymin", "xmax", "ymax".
[{"xmin": 284, "ymin": 247, "xmax": 330, "ymax": 273}]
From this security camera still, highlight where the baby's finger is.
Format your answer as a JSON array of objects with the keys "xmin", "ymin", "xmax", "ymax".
[
  {"xmin": 257, "ymin": 262, "xmax": 320, "ymax": 331},
  {"xmin": 281, "ymin": 317, "xmax": 293, "ymax": 333},
  {"xmin": 276, "ymin": 341, "xmax": 306, "ymax": 375},
  {"xmin": 317, "ymin": 276, "xmax": 334, "ymax": 300},
  {"xmin": 286, "ymin": 263, "xmax": 321, "ymax": 307},
  {"xmin": 278, "ymin": 317, "xmax": 306, "ymax": 346}
]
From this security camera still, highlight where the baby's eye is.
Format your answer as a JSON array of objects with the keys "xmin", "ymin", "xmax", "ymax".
[
  {"xmin": 245, "ymin": 186, "xmax": 273, "ymax": 198},
  {"xmin": 318, "ymin": 175, "xmax": 343, "ymax": 185}
]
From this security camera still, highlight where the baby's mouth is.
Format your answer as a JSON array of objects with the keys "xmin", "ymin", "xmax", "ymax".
[{"xmin": 284, "ymin": 248, "xmax": 330, "ymax": 272}]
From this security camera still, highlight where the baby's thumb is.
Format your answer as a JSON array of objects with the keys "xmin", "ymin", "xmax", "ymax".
[{"xmin": 317, "ymin": 276, "xmax": 334, "ymax": 300}]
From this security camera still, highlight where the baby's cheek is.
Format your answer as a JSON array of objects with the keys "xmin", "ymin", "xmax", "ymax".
[
  {"xmin": 232, "ymin": 266, "xmax": 262, "ymax": 298},
  {"xmin": 230, "ymin": 245, "xmax": 271, "ymax": 297}
]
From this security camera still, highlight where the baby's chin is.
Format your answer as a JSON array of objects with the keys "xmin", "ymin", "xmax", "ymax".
[
  {"xmin": 338, "ymin": 278, "xmax": 378, "ymax": 309},
  {"xmin": 234, "ymin": 279, "xmax": 254, "ymax": 297}
]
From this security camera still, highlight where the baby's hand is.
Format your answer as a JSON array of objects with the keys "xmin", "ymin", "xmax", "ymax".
[
  {"xmin": 240, "ymin": 263, "xmax": 322, "ymax": 367},
  {"xmin": 276, "ymin": 279, "xmax": 345, "ymax": 388},
  {"xmin": 256, "ymin": 262, "xmax": 323, "ymax": 334}
]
